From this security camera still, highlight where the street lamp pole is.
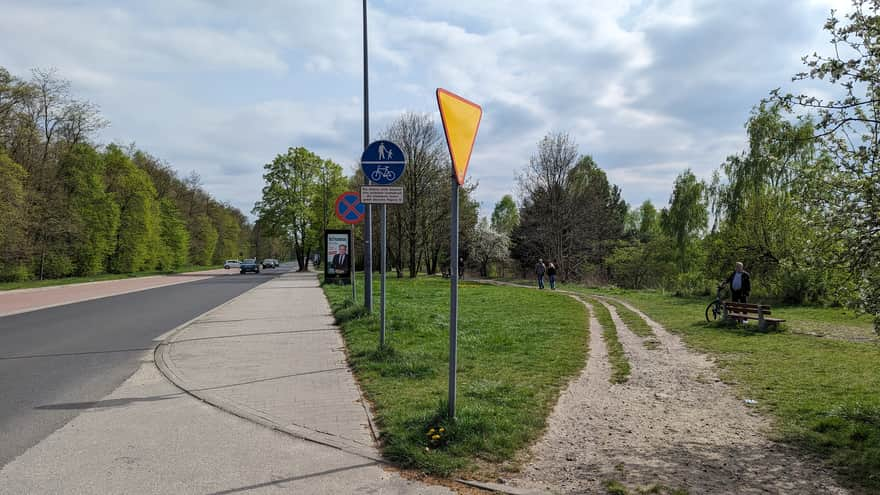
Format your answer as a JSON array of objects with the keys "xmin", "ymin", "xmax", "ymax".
[{"xmin": 362, "ymin": 0, "xmax": 373, "ymax": 312}]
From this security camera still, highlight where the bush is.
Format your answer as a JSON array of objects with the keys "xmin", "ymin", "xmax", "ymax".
[
  {"xmin": 778, "ymin": 267, "xmax": 827, "ymax": 305},
  {"xmin": 0, "ymin": 264, "xmax": 31, "ymax": 282},
  {"xmin": 670, "ymin": 270, "xmax": 712, "ymax": 297},
  {"xmin": 41, "ymin": 253, "xmax": 75, "ymax": 279}
]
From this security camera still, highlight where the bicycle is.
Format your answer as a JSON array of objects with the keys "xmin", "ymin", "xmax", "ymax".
[
  {"xmin": 370, "ymin": 165, "xmax": 396, "ymax": 182},
  {"xmin": 705, "ymin": 284, "xmax": 727, "ymax": 322}
]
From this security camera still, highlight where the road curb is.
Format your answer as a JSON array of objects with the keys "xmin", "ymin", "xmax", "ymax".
[{"xmin": 153, "ymin": 270, "xmax": 387, "ymax": 464}]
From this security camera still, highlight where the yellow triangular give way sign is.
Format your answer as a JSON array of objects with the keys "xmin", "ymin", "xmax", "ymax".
[{"xmin": 436, "ymin": 88, "xmax": 482, "ymax": 185}]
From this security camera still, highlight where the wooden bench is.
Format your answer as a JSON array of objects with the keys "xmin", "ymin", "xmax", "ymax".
[{"xmin": 722, "ymin": 302, "xmax": 785, "ymax": 331}]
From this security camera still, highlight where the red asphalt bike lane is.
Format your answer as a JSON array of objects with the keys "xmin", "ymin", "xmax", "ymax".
[{"xmin": 0, "ymin": 269, "xmax": 236, "ymax": 317}]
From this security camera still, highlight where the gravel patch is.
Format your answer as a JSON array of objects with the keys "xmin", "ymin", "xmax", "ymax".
[{"xmin": 506, "ymin": 292, "xmax": 848, "ymax": 494}]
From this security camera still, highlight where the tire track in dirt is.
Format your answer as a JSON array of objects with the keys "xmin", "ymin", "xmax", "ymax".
[{"xmin": 507, "ymin": 290, "xmax": 847, "ymax": 494}]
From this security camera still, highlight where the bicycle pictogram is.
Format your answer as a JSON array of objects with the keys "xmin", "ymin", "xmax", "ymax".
[{"xmin": 370, "ymin": 165, "xmax": 396, "ymax": 182}]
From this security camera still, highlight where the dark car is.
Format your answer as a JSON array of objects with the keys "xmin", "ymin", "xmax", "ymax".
[
  {"xmin": 240, "ymin": 259, "xmax": 261, "ymax": 274},
  {"xmin": 262, "ymin": 259, "xmax": 278, "ymax": 269}
]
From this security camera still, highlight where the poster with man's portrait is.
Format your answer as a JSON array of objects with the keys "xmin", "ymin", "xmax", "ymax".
[{"xmin": 325, "ymin": 230, "xmax": 351, "ymax": 284}]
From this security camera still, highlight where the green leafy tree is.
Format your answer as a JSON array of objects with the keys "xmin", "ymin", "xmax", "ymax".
[
  {"xmin": 190, "ymin": 214, "xmax": 218, "ymax": 265},
  {"xmin": 770, "ymin": 0, "xmax": 880, "ymax": 327},
  {"xmin": 491, "ymin": 195, "xmax": 519, "ymax": 236},
  {"xmin": 213, "ymin": 208, "xmax": 241, "ymax": 264},
  {"xmin": 661, "ymin": 170, "xmax": 708, "ymax": 273},
  {"xmin": 158, "ymin": 199, "xmax": 189, "ymax": 269},
  {"xmin": 58, "ymin": 144, "xmax": 120, "ymax": 275},
  {"xmin": 253, "ymin": 147, "xmax": 322, "ymax": 270},
  {"xmin": 104, "ymin": 145, "xmax": 159, "ymax": 273},
  {"xmin": 638, "ymin": 200, "xmax": 660, "ymax": 242},
  {"xmin": 0, "ymin": 151, "xmax": 28, "ymax": 280},
  {"xmin": 308, "ymin": 158, "xmax": 348, "ymax": 260}
]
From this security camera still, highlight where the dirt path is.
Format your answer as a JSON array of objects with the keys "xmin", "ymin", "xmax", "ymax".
[{"xmin": 505, "ymin": 291, "xmax": 848, "ymax": 494}]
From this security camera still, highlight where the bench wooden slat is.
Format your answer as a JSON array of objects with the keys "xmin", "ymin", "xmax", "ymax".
[{"xmin": 721, "ymin": 301, "xmax": 785, "ymax": 330}]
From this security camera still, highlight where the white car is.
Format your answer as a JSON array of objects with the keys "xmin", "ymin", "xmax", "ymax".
[{"xmin": 224, "ymin": 260, "xmax": 241, "ymax": 269}]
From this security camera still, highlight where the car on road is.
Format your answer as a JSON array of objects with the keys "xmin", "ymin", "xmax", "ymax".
[
  {"xmin": 240, "ymin": 259, "xmax": 261, "ymax": 274},
  {"xmin": 224, "ymin": 260, "xmax": 240, "ymax": 269},
  {"xmin": 262, "ymin": 259, "xmax": 278, "ymax": 269}
]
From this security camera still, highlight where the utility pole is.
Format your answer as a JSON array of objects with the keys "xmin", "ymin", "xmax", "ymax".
[{"xmin": 362, "ymin": 0, "xmax": 373, "ymax": 312}]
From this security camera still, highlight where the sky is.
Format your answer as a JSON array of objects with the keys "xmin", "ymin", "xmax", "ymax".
[{"xmin": 0, "ymin": 0, "xmax": 852, "ymax": 219}]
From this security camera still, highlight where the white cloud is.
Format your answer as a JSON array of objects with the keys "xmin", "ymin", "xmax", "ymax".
[{"xmin": 0, "ymin": 0, "xmax": 842, "ymax": 219}]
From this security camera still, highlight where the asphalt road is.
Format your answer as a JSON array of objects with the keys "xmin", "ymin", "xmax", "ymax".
[{"xmin": 0, "ymin": 266, "xmax": 293, "ymax": 468}]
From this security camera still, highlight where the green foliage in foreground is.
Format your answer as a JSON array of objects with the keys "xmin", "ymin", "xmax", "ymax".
[
  {"xmin": 323, "ymin": 276, "xmax": 587, "ymax": 476},
  {"xmin": 590, "ymin": 288, "xmax": 880, "ymax": 492},
  {"xmin": 589, "ymin": 298, "xmax": 630, "ymax": 384}
]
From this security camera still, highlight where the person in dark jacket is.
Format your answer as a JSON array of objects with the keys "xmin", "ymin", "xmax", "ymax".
[
  {"xmin": 547, "ymin": 261, "xmax": 557, "ymax": 290},
  {"xmin": 723, "ymin": 262, "xmax": 751, "ymax": 303},
  {"xmin": 535, "ymin": 259, "xmax": 546, "ymax": 289}
]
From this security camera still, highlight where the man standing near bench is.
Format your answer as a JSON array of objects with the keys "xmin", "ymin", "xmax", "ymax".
[{"xmin": 724, "ymin": 262, "xmax": 751, "ymax": 303}]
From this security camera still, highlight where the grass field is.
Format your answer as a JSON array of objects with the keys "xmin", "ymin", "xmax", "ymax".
[
  {"xmin": 0, "ymin": 264, "xmax": 223, "ymax": 291},
  {"xmin": 584, "ymin": 287, "xmax": 880, "ymax": 492},
  {"xmin": 323, "ymin": 275, "xmax": 588, "ymax": 476}
]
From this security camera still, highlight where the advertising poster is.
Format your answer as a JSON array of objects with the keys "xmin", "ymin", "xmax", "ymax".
[{"xmin": 324, "ymin": 229, "xmax": 351, "ymax": 284}]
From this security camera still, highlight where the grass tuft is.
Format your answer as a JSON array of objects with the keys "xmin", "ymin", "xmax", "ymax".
[{"xmin": 590, "ymin": 298, "xmax": 630, "ymax": 384}]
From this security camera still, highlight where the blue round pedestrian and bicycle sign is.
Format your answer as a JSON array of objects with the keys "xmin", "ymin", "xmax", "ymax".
[
  {"xmin": 335, "ymin": 191, "xmax": 365, "ymax": 224},
  {"xmin": 361, "ymin": 140, "xmax": 406, "ymax": 185}
]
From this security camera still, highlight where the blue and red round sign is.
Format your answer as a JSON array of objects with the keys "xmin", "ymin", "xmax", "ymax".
[{"xmin": 335, "ymin": 192, "xmax": 365, "ymax": 224}]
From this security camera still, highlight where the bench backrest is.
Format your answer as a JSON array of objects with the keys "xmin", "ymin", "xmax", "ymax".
[{"xmin": 724, "ymin": 302, "xmax": 772, "ymax": 315}]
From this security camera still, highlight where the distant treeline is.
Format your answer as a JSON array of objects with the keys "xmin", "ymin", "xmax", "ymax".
[{"xmin": 0, "ymin": 67, "xmax": 283, "ymax": 281}]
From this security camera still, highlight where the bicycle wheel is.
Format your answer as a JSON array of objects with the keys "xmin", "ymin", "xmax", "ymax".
[
  {"xmin": 705, "ymin": 301, "xmax": 720, "ymax": 322},
  {"xmin": 370, "ymin": 170, "xmax": 382, "ymax": 182}
]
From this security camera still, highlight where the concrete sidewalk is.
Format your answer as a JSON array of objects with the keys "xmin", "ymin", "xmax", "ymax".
[
  {"xmin": 0, "ymin": 271, "xmax": 453, "ymax": 494},
  {"xmin": 156, "ymin": 270, "xmax": 379, "ymax": 459}
]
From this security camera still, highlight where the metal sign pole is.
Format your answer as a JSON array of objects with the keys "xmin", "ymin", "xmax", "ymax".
[
  {"xmin": 350, "ymin": 226, "xmax": 356, "ymax": 300},
  {"xmin": 362, "ymin": 0, "xmax": 373, "ymax": 313},
  {"xmin": 448, "ymin": 177, "xmax": 459, "ymax": 419},
  {"xmin": 380, "ymin": 204, "xmax": 387, "ymax": 347}
]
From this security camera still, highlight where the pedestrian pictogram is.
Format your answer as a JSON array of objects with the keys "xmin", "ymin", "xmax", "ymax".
[
  {"xmin": 436, "ymin": 88, "xmax": 482, "ymax": 185},
  {"xmin": 335, "ymin": 192, "xmax": 365, "ymax": 224},
  {"xmin": 361, "ymin": 140, "xmax": 406, "ymax": 185}
]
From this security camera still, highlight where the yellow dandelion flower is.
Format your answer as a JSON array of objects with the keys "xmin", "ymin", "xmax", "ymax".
[
  {"xmin": 431, "ymin": 434, "xmax": 441, "ymax": 440},
  {"xmin": 439, "ymin": 427, "xmax": 445, "ymax": 432},
  {"xmin": 428, "ymin": 428, "xmax": 435, "ymax": 434}
]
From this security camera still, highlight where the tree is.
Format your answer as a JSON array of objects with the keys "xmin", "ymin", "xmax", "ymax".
[
  {"xmin": 638, "ymin": 200, "xmax": 660, "ymax": 242},
  {"xmin": 383, "ymin": 113, "xmax": 448, "ymax": 277},
  {"xmin": 661, "ymin": 170, "xmax": 708, "ymax": 273},
  {"xmin": 513, "ymin": 137, "xmax": 627, "ymax": 282},
  {"xmin": 58, "ymin": 144, "xmax": 119, "ymax": 275},
  {"xmin": 516, "ymin": 132, "xmax": 578, "ymax": 268},
  {"xmin": 105, "ymin": 145, "xmax": 159, "ymax": 273},
  {"xmin": 770, "ymin": 0, "xmax": 880, "ymax": 328},
  {"xmin": 471, "ymin": 218, "xmax": 510, "ymax": 277},
  {"xmin": 158, "ymin": 199, "xmax": 189, "ymax": 269},
  {"xmin": 0, "ymin": 151, "xmax": 28, "ymax": 280},
  {"xmin": 491, "ymin": 195, "xmax": 519, "ymax": 236},
  {"xmin": 190, "ymin": 214, "xmax": 218, "ymax": 265},
  {"xmin": 253, "ymin": 147, "xmax": 322, "ymax": 271}
]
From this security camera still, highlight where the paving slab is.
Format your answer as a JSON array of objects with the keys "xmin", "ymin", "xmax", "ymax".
[{"xmin": 157, "ymin": 271, "xmax": 376, "ymax": 455}]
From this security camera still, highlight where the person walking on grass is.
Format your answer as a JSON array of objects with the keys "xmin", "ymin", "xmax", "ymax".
[
  {"xmin": 535, "ymin": 258, "xmax": 546, "ymax": 289},
  {"xmin": 723, "ymin": 261, "xmax": 751, "ymax": 303},
  {"xmin": 547, "ymin": 260, "xmax": 557, "ymax": 290}
]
